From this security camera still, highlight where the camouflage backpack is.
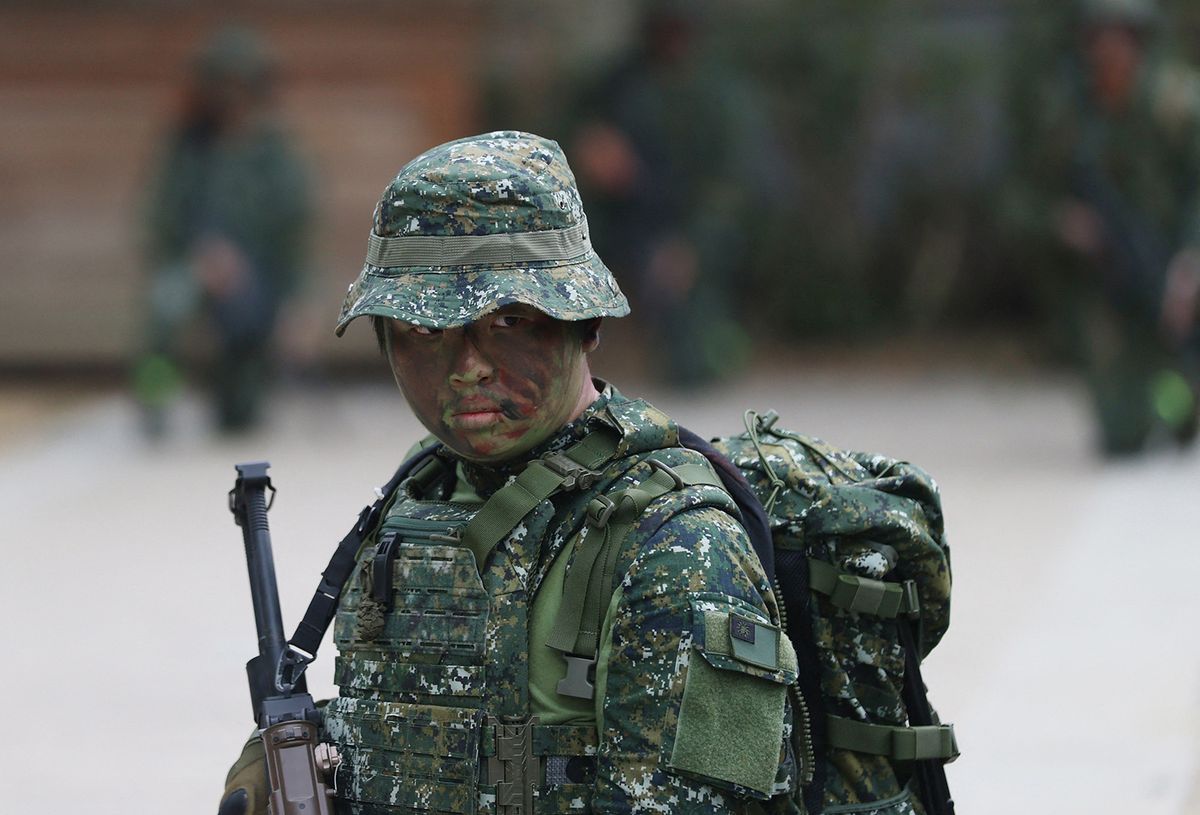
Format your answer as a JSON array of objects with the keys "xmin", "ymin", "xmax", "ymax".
[{"xmin": 700, "ymin": 409, "xmax": 958, "ymax": 815}]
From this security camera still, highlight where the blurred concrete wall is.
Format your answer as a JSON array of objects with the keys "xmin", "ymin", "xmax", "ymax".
[{"xmin": 0, "ymin": 4, "xmax": 480, "ymax": 369}]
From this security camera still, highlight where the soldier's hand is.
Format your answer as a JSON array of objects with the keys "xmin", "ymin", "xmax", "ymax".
[
  {"xmin": 1162, "ymin": 249, "xmax": 1200, "ymax": 346},
  {"xmin": 1055, "ymin": 199, "xmax": 1105, "ymax": 257},
  {"xmin": 193, "ymin": 234, "xmax": 253, "ymax": 300},
  {"xmin": 219, "ymin": 735, "xmax": 269, "ymax": 815}
]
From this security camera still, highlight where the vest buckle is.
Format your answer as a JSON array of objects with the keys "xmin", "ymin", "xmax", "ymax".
[
  {"xmin": 488, "ymin": 715, "xmax": 538, "ymax": 814},
  {"xmin": 556, "ymin": 653, "xmax": 597, "ymax": 700},
  {"xmin": 539, "ymin": 452, "xmax": 599, "ymax": 491}
]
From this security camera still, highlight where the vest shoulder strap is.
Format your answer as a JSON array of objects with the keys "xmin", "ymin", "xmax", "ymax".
[
  {"xmin": 546, "ymin": 454, "xmax": 729, "ymax": 700},
  {"xmin": 460, "ymin": 426, "xmax": 621, "ymax": 573}
]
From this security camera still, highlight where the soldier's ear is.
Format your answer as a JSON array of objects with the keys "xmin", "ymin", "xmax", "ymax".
[{"xmin": 580, "ymin": 318, "xmax": 602, "ymax": 352}]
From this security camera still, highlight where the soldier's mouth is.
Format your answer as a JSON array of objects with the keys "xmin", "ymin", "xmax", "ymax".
[{"xmin": 451, "ymin": 409, "xmax": 504, "ymax": 429}]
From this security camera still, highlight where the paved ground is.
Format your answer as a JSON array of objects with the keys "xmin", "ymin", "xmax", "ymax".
[{"xmin": 1, "ymin": 365, "xmax": 1197, "ymax": 814}]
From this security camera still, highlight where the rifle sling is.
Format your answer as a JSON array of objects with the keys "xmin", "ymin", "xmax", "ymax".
[{"xmin": 286, "ymin": 444, "xmax": 441, "ymax": 658}]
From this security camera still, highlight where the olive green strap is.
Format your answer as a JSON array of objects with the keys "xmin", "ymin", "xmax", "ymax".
[
  {"xmin": 546, "ymin": 466, "xmax": 677, "ymax": 657},
  {"xmin": 366, "ymin": 220, "xmax": 591, "ymax": 268},
  {"xmin": 808, "ymin": 558, "xmax": 920, "ymax": 619},
  {"xmin": 548, "ymin": 459, "xmax": 726, "ymax": 698},
  {"xmin": 461, "ymin": 428, "xmax": 619, "ymax": 572},
  {"xmin": 825, "ymin": 714, "xmax": 959, "ymax": 762}
]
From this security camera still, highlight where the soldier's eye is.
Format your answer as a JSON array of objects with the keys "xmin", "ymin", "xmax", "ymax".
[
  {"xmin": 410, "ymin": 325, "xmax": 441, "ymax": 336},
  {"xmin": 493, "ymin": 314, "xmax": 526, "ymax": 329}
]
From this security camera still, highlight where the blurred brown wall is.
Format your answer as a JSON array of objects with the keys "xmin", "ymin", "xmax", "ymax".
[{"xmin": 0, "ymin": 5, "xmax": 480, "ymax": 370}]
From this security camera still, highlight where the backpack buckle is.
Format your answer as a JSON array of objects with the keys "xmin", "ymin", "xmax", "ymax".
[
  {"xmin": 586, "ymin": 494, "xmax": 617, "ymax": 528},
  {"xmin": 540, "ymin": 452, "xmax": 599, "ymax": 491}
]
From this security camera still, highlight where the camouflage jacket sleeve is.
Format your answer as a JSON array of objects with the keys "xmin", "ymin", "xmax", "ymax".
[{"xmin": 590, "ymin": 495, "xmax": 799, "ymax": 813}]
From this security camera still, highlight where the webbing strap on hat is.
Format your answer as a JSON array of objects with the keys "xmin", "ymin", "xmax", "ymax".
[
  {"xmin": 365, "ymin": 221, "xmax": 591, "ymax": 268},
  {"xmin": 461, "ymin": 428, "xmax": 620, "ymax": 573},
  {"xmin": 825, "ymin": 715, "xmax": 959, "ymax": 763},
  {"xmin": 807, "ymin": 559, "xmax": 921, "ymax": 619},
  {"xmin": 548, "ymin": 459, "xmax": 726, "ymax": 700}
]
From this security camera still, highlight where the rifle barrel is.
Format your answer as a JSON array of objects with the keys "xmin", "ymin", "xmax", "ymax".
[{"xmin": 233, "ymin": 461, "xmax": 287, "ymax": 710}]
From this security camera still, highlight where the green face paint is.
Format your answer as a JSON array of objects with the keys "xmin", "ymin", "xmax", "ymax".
[{"xmin": 385, "ymin": 306, "xmax": 596, "ymax": 463}]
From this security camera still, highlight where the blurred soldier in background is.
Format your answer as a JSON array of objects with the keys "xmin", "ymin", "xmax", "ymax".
[
  {"xmin": 1047, "ymin": 0, "xmax": 1200, "ymax": 454},
  {"xmin": 569, "ymin": 3, "xmax": 773, "ymax": 388},
  {"xmin": 133, "ymin": 26, "xmax": 312, "ymax": 436}
]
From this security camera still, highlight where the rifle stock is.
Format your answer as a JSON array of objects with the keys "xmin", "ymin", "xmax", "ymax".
[{"xmin": 230, "ymin": 462, "xmax": 338, "ymax": 815}]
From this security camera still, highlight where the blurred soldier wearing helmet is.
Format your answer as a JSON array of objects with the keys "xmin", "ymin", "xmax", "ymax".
[
  {"xmin": 134, "ymin": 26, "xmax": 312, "ymax": 436},
  {"xmin": 1049, "ymin": 0, "xmax": 1200, "ymax": 453},
  {"xmin": 219, "ymin": 131, "xmax": 803, "ymax": 814}
]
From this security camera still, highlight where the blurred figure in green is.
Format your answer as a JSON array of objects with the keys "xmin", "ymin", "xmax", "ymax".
[
  {"xmin": 134, "ymin": 26, "xmax": 312, "ymax": 436},
  {"xmin": 569, "ymin": 3, "xmax": 771, "ymax": 388},
  {"xmin": 1049, "ymin": 0, "xmax": 1200, "ymax": 454}
]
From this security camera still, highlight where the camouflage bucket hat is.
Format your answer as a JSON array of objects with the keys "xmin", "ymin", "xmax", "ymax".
[{"xmin": 335, "ymin": 131, "xmax": 629, "ymax": 335}]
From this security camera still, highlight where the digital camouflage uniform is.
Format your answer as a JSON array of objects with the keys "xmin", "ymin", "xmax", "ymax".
[{"xmin": 224, "ymin": 131, "xmax": 802, "ymax": 814}]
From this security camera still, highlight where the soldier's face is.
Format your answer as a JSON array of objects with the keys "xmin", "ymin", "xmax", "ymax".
[
  {"xmin": 1085, "ymin": 24, "xmax": 1144, "ymax": 105},
  {"xmin": 385, "ymin": 306, "xmax": 599, "ymax": 463}
]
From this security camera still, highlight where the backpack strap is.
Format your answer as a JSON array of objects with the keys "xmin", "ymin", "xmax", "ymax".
[
  {"xmin": 898, "ymin": 615, "xmax": 959, "ymax": 814},
  {"xmin": 807, "ymin": 559, "xmax": 921, "ymax": 619},
  {"xmin": 460, "ymin": 427, "xmax": 620, "ymax": 572},
  {"xmin": 546, "ymin": 458, "xmax": 725, "ymax": 700},
  {"xmin": 825, "ymin": 715, "xmax": 959, "ymax": 763}
]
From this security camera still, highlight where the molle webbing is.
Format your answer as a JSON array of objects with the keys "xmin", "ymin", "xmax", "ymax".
[
  {"xmin": 480, "ymin": 720, "xmax": 598, "ymax": 813},
  {"xmin": 807, "ymin": 558, "xmax": 920, "ymax": 619},
  {"xmin": 825, "ymin": 714, "xmax": 958, "ymax": 763},
  {"xmin": 461, "ymin": 428, "xmax": 620, "ymax": 572},
  {"xmin": 283, "ymin": 444, "xmax": 439, "ymax": 670}
]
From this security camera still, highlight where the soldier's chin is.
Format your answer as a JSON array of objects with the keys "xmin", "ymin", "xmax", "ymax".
[{"xmin": 446, "ymin": 425, "xmax": 539, "ymax": 464}]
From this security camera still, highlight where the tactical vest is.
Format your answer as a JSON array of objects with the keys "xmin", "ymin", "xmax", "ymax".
[{"xmin": 321, "ymin": 398, "xmax": 749, "ymax": 815}]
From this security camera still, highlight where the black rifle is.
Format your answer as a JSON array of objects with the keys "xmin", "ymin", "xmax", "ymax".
[{"xmin": 230, "ymin": 462, "xmax": 338, "ymax": 815}]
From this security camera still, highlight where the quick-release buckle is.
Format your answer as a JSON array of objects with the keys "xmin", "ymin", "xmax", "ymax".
[
  {"xmin": 556, "ymin": 653, "xmax": 597, "ymax": 700},
  {"xmin": 488, "ymin": 715, "xmax": 538, "ymax": 814},
  {"xmin": 540, "ymin": 452, "xmax": 599, "ymax": 491}
]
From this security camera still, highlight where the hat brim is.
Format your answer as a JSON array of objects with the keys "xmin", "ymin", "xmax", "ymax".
[{"xmin": 335, "ymin": 255, "xmax": 629, "ymax": 335}]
